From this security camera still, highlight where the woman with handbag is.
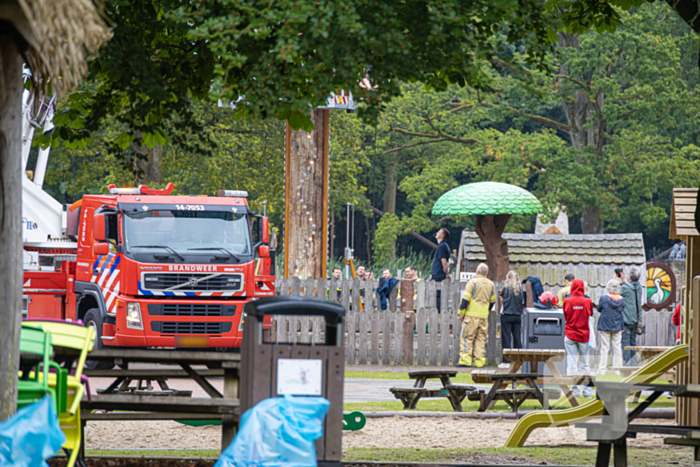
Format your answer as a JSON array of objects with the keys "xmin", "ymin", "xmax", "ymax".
[{"xmin": 500, "ymin": 270, "xmax": 524, "ymax": 368}]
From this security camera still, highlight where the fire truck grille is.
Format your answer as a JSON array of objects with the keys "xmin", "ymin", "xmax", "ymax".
[
  {"xmin": 147, "ymin": 303, "xmax": 236, "ymax": 317},
  {"xmin": 151, "ymin": 321, "xmax": 232, "ymax": 334},
  {"xmin": 142, "ymin": 273, "xmax": 243, "ymax": 291}
]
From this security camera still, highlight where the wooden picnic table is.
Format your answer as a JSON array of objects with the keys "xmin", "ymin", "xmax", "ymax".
[
  {"xmin": 576, "ymin": 382, "xmax": 700, "ymax": 467},
  {"xmin": 625, "ymin": 346, "xmax": 673, "ymax": 364},
  {"xmin": 617, "ymin": 346, "xmax": 674, "ymax": 402},
  {"xmin": 81, "ymin": 349, "xmax": 240, "ymax": 454},
  {"xmin": 469, "ymin": 349, "xmax": 584, "ymax": 413},
  {"xmin": 473, "ymin": 372, "xmax": 560, "ymax": 414},
  {"xmin": 389, "ymin": 369, "xmax": 476, "ymax": 411},
  {"xmin": 502, "ymin": 348, "xmax": 582, "ymax": 407}
]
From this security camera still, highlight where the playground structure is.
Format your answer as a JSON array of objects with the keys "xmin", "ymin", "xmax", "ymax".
[
  {"xmin": 504, "ymin": 344, "xmax": 690, "ymax": 447},
  {"xmin": 670, "ymin": 188, "xmax": 700, "ymax": 426}
]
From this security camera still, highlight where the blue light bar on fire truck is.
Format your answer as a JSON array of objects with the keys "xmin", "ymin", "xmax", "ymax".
[
  {"xmin": 107, "ymin": 183, "xmax": 175, "ymax": 195},
  {"xmin": 217, "ymin": 190, "xmax": 248, "ymax": 198}
]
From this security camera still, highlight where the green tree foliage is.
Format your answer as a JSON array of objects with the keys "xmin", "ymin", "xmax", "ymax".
[
  {"xmin": 40, "ymin": 1, "xmax": 700, "ymax": 263},
  {"xmin": 41, "ymin": 0, "xmax": 663, "ymax": 152},
  {"xmin": 366, "ymin": 2, "xmax": 700, "ymax": 256}
]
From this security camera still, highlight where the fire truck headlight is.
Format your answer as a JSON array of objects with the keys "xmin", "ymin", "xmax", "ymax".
[{"xmin": 126, "ymin": 303, "xmax": 143, "ymax": 329}]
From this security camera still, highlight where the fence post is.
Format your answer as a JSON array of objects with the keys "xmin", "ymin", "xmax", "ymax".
[
  {"xmin": 429, "ymin": 307, "xmax": 439, "ymax": 366},
  {"xmin": 486, "ymin": 281, "xmax": 503, "ymax": 364},
  {"xmin": 452, "ymin": 281, "xmax": 462, "ymax": 365},
  {"xmin": 401, "ymin": 279, "xmax": 415, "ymax": 364},
  {"xmin": 416, "ymin": 307, "xmax": 426, "ymax": 365},
  {"xmin": 378, "ymin": 280, "xmax": 392, "ymax": 365},
  {"xmin": 343, "ymin": 279, "xmax": 355, "ymax": 364}
]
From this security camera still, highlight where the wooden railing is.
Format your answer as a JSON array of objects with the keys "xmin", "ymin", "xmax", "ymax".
[{"xmin": 272, "ymin": 278, "xmax": 677, "ymax": 365}]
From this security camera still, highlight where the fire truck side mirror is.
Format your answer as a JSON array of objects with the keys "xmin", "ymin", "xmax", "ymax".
[
  {"xmin": 93, "ymin": 242, "xmax": 109, "ymax": 256},
  {"xmin": 258, "ymin": 245, "xmax": 270, "ymax": 258},
  {"xmin": 93, "ymin": 213, "xmax": 107, "ymax": 242},
  {"xmin": 262, "ymin": 217, "xmax": 269, "ymax": 244}
]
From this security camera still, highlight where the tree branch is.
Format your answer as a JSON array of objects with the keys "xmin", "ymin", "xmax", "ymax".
[
  {"xmin": 378, "ymin": 138, "xmax": 451, "ymax": 156},
  {"xmin": 480, "ymin": 103, "xmax": 571, "ymax": 133},
  {"xmin": 389, "ymin": 126, "xmax": 477, "ymax": 144}
]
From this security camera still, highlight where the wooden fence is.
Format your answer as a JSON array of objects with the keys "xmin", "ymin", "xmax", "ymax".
[{"xmin": 272, "ymin": 278, "xmax": 677, "ymax": 366}]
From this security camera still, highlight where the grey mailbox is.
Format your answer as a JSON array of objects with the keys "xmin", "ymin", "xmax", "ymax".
[{"xmin": 240, "ymin": 296, "xmax": 345, "ymax": 467}]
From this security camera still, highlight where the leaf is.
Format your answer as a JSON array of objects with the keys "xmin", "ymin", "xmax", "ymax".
[{"xmin": 115, "ymin": 132, "xmax": 135, "ymax": 150}]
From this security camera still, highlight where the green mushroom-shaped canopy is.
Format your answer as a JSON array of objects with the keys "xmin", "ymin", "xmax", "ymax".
[{"xmin": 432, "ymin": 182, "xmax": 542, "ymax": 216}]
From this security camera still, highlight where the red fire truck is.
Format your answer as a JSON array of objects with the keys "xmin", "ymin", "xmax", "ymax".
[{"xmin": 23, "ymin": 182, "xmax": 275, "ymax": 366}]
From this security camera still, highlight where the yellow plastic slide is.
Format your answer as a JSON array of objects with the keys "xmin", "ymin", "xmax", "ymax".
[{"xmin": 504, "ymin": 344, "xmax": 689, "ymax": 447}]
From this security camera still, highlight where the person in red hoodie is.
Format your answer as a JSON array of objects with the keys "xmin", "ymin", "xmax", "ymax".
[
  {"xmin": 562, "ymin": 279, "xmax": 593, "ymax": 398},
  {"xmin": 673, "ymin": 303, "xmax": 681, "ymax": 343}
]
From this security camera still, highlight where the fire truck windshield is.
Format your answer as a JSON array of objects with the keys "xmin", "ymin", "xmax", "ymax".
[{"xmin": 123, "ymin": 210, "xmax": 251, "ymax": 261}]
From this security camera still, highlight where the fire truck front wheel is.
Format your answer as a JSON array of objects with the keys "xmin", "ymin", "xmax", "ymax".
[{"xmin": 84, "ymin": 308, "xmax": 115, "ymax": 370}]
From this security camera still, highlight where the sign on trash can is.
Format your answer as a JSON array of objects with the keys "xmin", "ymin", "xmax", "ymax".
[{"xmin": 240, "ymin": 296, "xmax": 346, "ymax": 467}]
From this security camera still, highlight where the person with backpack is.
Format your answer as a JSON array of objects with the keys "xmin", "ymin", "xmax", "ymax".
[
  {"xmin": 457, "ymin": 263, "xmax": 496, "ymax": 368},
  {"xmin": 500, "ymin": 270, "xmax": 524, "ymax": 368},
  {"xmin": 619, "ymin": 268, "xmax": 643, "ymax": 366}
]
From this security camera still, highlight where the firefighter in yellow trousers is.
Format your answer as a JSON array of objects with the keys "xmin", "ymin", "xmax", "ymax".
[{"xmin": 458, "ymin": 263, "xmax": 496, "ymax": 367}]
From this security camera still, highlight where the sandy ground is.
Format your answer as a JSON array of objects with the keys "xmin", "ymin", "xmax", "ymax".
[
  {"xmin": 85, "ymin": 417, "xmax": 677, "ymax": 451},
  {"xmin": 342, "ymin": 417, "xmax": 675, "ymax": 450}
]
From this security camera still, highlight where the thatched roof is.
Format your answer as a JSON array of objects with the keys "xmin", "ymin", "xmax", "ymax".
[{"xmin": 1, "ymin": 0, "xmax": 111, "ymax": 96}]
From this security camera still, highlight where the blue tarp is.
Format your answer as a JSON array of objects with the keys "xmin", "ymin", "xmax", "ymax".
[
  {"xmin": 216, "ymin": 395, "xmax": 330, "ymax": 467},
  {"xmin": 0, "ymin": 396, "xmax": 65, "ymax": 467}
]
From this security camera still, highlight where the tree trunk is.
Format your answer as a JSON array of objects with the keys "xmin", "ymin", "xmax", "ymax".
[
  {"xmin": 284, "ymin": 109, "xmax": 330, "ymax": 279},
  {"xmin": 0, "ymin": 34, "xmax": 23, "ymax": 421},
  {"xmin": 381, "ymin": 153, "xmax": 398, "ymax": 259},
  {"xmin": 132, "ymin": 132, "xmax": 163, "ymax": 185},
  {"xmin": 558, "ymin": 32, "xmax": 606, "ymax": 233},
  {"xmin": 365, "ymin": 215, "xmax": 372, "ymax": 265},
  {"xmin": 329, "ymin": 209, "xmax": 335, "ymax": 260},
  {"xmin": 581, "ymin": 206, "xmax": 604, "ymax": 234},
  {"xmin": 474, "ymin": 214, "xmax": 511, "ymax": 282}
]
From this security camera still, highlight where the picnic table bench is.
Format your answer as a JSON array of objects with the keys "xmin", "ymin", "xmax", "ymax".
[
  {"xmin": 81, "ymin": 348, "xmax": 240, "ymax": 455},
  {"xmin": 502, "ymin": 349, "xmax": 581, "ymax": 407},
  {"xmin": 472, "ymin": 369, "xmax": 596, "ymax": 388},
  {"xmin": 626, "ymin": 346, "xmax": 674, "ymax": 364},
  {"xmin": 389, "ymin": 370, "xmax": 476, "ymax": 411},
  {"xmin": 468, "ymin": 373, "xmax": 560, "ymax": 414},
  {"xmin": 615, "ymin": 345, "xmax": 675, "ymax": 403},
  {"xmin": 576, "ymin": 382, "xmax": 700, "ymax": 467}
]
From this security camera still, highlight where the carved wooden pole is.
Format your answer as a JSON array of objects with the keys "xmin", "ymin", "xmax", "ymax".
[
  {"xmin": 0, "ymin": 35, "xmax": 23, "ymax": 420},
  {"xmin": 284, "ymin": 109, "xmax": 330, "ymax": 279}
]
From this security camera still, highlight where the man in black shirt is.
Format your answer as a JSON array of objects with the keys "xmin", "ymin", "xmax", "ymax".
[{"xmin": 431, "ymin": 227, "xmax": 451, "ymax": 311}]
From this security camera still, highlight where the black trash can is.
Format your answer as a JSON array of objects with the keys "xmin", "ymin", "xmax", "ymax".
[
  {"xmin": 521, "ymin": 307, "xmax": 566, "ymax": 376},
  {"xmin": 240, "ymin": 296, "xmax": 345, "ymax": 467}
]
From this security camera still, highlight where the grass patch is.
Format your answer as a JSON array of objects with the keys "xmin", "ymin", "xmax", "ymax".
[
  {"xmin": 343, "ymin": 446, "xmax": 694, "ymax": 466},
  {"xmin": 344, "ymin": 393, "xmax": 675, "ymax": 413},
  {"xmin": 346, "ymin": 371, "xmax": 474, "ymax": 384},
  {"xmin": 85, "ymin": 449, "xmax": 220, "ymax": 459}
]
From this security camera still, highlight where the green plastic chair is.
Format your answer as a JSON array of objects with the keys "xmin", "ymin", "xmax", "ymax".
[
  {"xmin": 22, "ymin": 321, "xmax": 95, "ymax": 467},
  {"xmin": 22, "ymin": 321, "xmax": 94, "ymax": 415},
  {"xmin": 18, "ymin": 325, "xmax": 67, "ymax": 413}
]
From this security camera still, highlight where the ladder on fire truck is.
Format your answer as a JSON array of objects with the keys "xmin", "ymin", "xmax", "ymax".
[{"xmin": 20, "ymin": 70, "xmax": 77, "ymax": 316}]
